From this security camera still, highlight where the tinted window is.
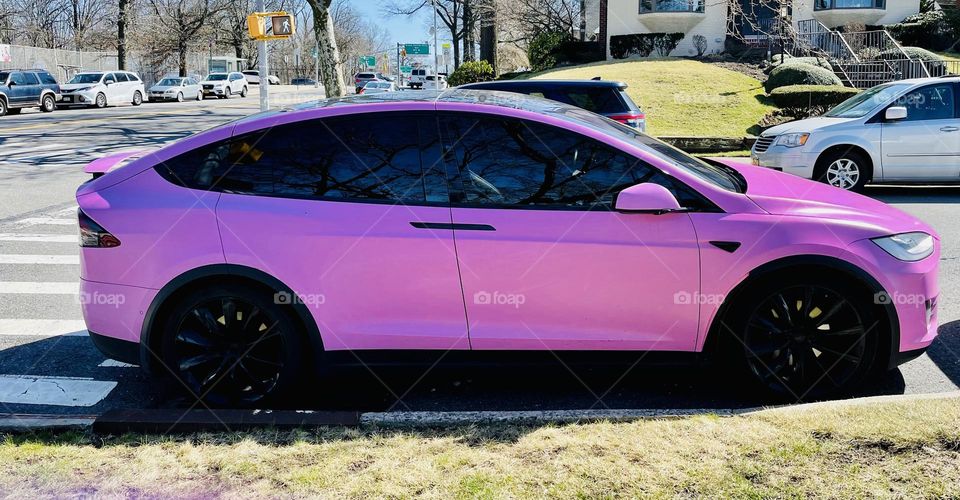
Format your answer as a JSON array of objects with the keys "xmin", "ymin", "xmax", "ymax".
[
  {"xmin": 37, "ymin": 72, "xmax": 57, "ymax": 85},
  {"xmin": 127, "ymin": 73, "xmax": 140, "ymax": 81},
  {"xmin": 896, "ymin": 84, "xmax": 955, "ymax": 121},
  {"xmin": 11, "ymin": 72, "xmax": 38, "ymax": 85},
  {"xmin": 113, "ymin": 72, "xmax": 128, "ymax": 82},
  {"xmin": 155, "ymin": 114, "xmax": 446, "ymax": 204}
]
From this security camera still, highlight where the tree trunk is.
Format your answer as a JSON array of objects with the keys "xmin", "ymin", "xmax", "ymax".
[
  {"xmin": 308, "ymin": 0, "xmax": 344, "ymax": 96},
  {"xmin": 479, "ymin": 1, "xmax": 497, "ymax": 74},
  {"xmin": 117, "ymin": 0, "xmax": 128, "ymax": 69},
  {"xmin": 463, "ymin": 0, "xmax": 475, "ymax": 62},
  {"xmin": 179, "ymin": 38, "xmax": 188, "ymax": 76}
]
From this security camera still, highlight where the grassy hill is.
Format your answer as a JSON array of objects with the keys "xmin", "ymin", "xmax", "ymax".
[{"xmin": 527, "ymin": 58, "xmax": 774, "ymax": 138}]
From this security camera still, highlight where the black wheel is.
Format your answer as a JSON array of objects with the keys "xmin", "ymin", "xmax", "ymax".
[
  {"xmin": 814, "ymin": 150, "xmax": 870, "ymax": 193},
  {"xmin": 176, "ymin": 92, "xmax": 184, "ymax": 102},
  {"xmin": 40, "ymin": 94, "xmax": 56, "ymax": 112},
  {"xmin": 0, "ymin": 98, "xmax": 6, "ymax": 117},
  {"xmin": 160, "ymin": 286, "xmax": 306, "ymax": 407},
  {"xmin": 723, "ymin": 272, "xmax": 880, "ymax": 399},
  {"xmin": 240, "ymin": 86, "xmax": 248, "ymax": 97},
  {"xmin": 95, "ymin": 92, "xmax": 107, "ymax": 108},
  {"xmin": 132, "ymin": 91, "xmax": 143, "ymax": 106}
]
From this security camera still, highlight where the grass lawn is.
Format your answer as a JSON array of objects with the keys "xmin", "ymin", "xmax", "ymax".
[
  {"xmin": 2, "ymin": 396, "xmax": 959, "ymax": 497},
  {"xmin": 527, "ymin": 59, "xmax": 775, "ymax": 138}
]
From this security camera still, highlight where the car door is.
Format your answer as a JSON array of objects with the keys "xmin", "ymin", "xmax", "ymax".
[
  {"xmin": 7, "ymin": 72, "xmax": 30, "ymax": 105},
  {"xmin": 101, "ymin": 73, "xmax": 119, "ymax": 102},
  {"xmin": 439, "ymin": 112, "xmax": 702, "ymax": 351},
  {"xmin": 20, "ymin": 72, "xmax": 42, "ymax": 104},
  {"xmin": 216, "ymin": 111, "xmax": 469, "ymax": 351},
  {"xmin": 881, "ymin": 82, "xmax": 960, "ymax": 180}
]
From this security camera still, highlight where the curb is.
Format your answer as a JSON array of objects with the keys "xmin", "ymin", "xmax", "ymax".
[{"xmin": 0, "ymin": 414, "xmax": 97, "ymax": 432}]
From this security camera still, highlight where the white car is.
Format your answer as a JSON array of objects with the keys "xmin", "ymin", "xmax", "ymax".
[
  {"xmin": 58, "ymin": 71, "xmax": 145, "ymax": 108},
  {"xmin": 200, "ymin": 72, "xmax": 248, "ymax": 99},
  {"xmin": 241, "ymin": 70, "xmax": 280, "ymax": 85},
  {"xmin": 360, "ymin": 81, "xmax": 396, "ymax": 94},
  {"xmin": 752, "ymin": 77, "xmax": 960, "ymax": 192},
  {"xmin": 422, "ymin": 75, "xmax": 448, "ymax": 90},
  {"xmin": 148, "ymin": 76, "xmax": 202, "ymax": 102}
]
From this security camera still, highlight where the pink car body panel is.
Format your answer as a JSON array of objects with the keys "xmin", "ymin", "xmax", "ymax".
[{"xmin": 76, "ymin": 93, "xmax": 940, "ymax": 368}]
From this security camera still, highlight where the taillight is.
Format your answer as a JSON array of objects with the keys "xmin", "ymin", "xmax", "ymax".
[
  {"xmin": 78, "ymin": 208, "xmax": 120, "ymax": 248},
  {"xmin": 358, "ymin": 88, "xmax": 364, "ymax": 94},
  {"xmin": 608, "ymin": 113, "xmax": 646, "ymax": 130}
]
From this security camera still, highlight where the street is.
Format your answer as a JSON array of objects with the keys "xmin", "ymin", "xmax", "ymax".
[{"xmin": 0, "ymin": 89, "xmax": 958, "ymax": 416}]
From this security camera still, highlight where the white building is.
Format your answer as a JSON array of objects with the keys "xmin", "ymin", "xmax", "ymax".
[{"xmin": 590, "ymin": 0, "xmax": 921, "ymax": 59}]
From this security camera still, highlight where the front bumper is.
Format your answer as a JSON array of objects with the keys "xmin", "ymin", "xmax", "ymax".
[
  {"xmin": 58, "ymin": 91, "xmax": 98, "ymax": 106},
  {"xmin": 751, "ymin": 145, "xmax": 819, "ymax": 180},
  {"xmin": 202, "ymin": 87, "xmax": 227, "ymax": 96}
]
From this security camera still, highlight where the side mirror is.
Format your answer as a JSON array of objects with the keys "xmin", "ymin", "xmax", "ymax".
[
  {"xmin": 885, "ymin": 106, "xmax": 908, "ymax": 121},
  {"xmin": 6, "ymin": 81, "xmax": 13, "ymax": 86},
  {"xmin": 615, "ymin": 183, "xmax": 682, "ymax": 214}
]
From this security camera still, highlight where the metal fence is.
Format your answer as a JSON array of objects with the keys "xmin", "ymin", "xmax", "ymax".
[{"xmin": 0, "ymin": 44, "xmax": 118, "ymax": 82}]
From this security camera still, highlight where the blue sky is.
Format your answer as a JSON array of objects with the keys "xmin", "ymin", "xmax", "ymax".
[{"xmin": 352, "ymin": 1, "xmax": 441, "ymax": 46}]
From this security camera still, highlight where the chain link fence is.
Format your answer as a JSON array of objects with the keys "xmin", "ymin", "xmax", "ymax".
[{"xmin": 0, "ymin": 44, "xmax": 118, "ymax": 82}]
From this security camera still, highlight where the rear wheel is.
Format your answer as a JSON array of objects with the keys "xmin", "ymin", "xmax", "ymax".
[
  {"xmin": 722, "ymin": 271, "xmax": 880, "ymax": 399},
  {"xmin": 814, "ymin": 150, "xmax": 870, "ymax": 193},
  {"xmin": 159, "ymin": 285, "xmax": 305, "ymax": 407},
  {"xmin": 40, "ymin": 94, "xmax": 56, "ymax": 112}
]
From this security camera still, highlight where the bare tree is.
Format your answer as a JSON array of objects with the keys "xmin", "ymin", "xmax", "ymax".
[
  {"xmin": 385, "ymin": 0, "xmax": 464, "ymax": 69},
  {"xmin": 333, "ymin": 2, "xmax": 390, "ymax": 77},
  {"xmin": 305, "ymin": 0, "xmax": 345, "ymax": 96},
  {"xmin": 148, "ymin": 0, "xmax": 220, "ymax": 76}
]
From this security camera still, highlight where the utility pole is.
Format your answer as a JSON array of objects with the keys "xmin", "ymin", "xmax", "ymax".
[
  {"xmin": 396, "ymin": 42, "xmax": 402, "ymax": 86},
  {"xmin": 432, "ymin": 0, "xmax": 439, "ymax": 76},
  {"xmin": 256, "ymin": 0, "xmax": 269, "ymax": 111}
]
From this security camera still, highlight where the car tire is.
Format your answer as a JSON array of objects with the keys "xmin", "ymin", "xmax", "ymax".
[
  {"xmin": 814, "ymin": 150, "xmax": 870, "ymax": 193},
  {"xmin": 0, "ymin": 98, "xmax": 6, "ymax": 117},
  {"xmin": 40, "ymin": 94, "xmax": 56, "ymax": 112},
  {"xmin": 176, "ymin": 92, "xmax": 184, "ymax": 102},
  {"xmin": 720, "ymin": 269, "xmax": 881, "ymax": 400},
  {"xmin": 132, "ymin": 91, "xmax": 143, "ymax": 106},
  {"xmin": 240, "ymin": 86, "xmax": 248, "ymax": 98},
  {"xmin": 196, "ymin": 92, "xmax": 203, "ymax": 101},
  {"xmin": 158, "ymin": 285, "xmax": 307, "ymax": 408},
  {"xmin": 95, "ymin": 92, "xmax": 107, "ymax": 108}
]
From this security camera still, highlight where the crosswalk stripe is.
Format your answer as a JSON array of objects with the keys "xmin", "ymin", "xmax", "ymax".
[
  {"xmin": 14, "ymin": 217, "xmax": 75, "ymax": 227},
  {"xmin": 0, "ymin": 319, "xmax": 87, "ymax": 337},
  {"xmin": 98, "ymin": 359, "xmax": 136, "ymax": 368},
  {"xmin": 0, "ymin": 234, "xmax": 76, "ymax": 243},
  {"xmin": 0, "ymin": 282, "xmax": 78, "ymax": 294},
  {"xmin": 0, "ymin": 255, "xmax": 79, "ymax": 265},
  {"xmin": 0, "ymin": 375, "xmax": 116, "ymax": 407}
]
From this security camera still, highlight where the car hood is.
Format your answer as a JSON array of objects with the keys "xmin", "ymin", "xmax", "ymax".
[
  {"xmin": 761, "ymin": 116, "xmax": 856, "ymax": 136},
  {"xmin": 60, "ymin": 83, "xmax": 100, "ymax": 91},
  {"xmin": 717, "ymin": 159, "xmax": 935, "ymax": 239},
  {"xmin": 149, "ymin": 85, "xmax": 177, "ymax": 91}
]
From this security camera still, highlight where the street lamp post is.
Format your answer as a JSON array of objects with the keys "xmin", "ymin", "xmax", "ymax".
[{"xmin": 432, "ymin": 0, "xmax": 439, "ymax": 76}]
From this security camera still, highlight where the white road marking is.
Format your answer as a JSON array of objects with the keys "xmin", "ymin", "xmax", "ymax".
[
  {"xmin": 98, "ymin": 359, "xmax": 136, "ymax": 368},
  {"xmin": 0, "ymin": 254, "xmax": 79, "ymax": 265},
  {"xmin": 14, "ymin": 217, "xmax": 76, "ymax": 227},
  {"xmin": 56, "ymin": 206, "xmax": 79, "ymax": 215},
  {"xmin": 0, "ymin": 233, "xmax": 77, "ymax": 243},
  {"xmin": 0, "ymin": 319, "xmax": 87, "ymax": 337},
  {"xmin": 0, "ymin": 282, "xmax": 78, "ymax": 294},
  {"xmin": 0, "ymin": 375, "xmax": 116, "ymax": 407}
]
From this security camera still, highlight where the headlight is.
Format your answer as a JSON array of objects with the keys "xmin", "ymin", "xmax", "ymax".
[
  {"xmin": 774, "ymin": 133, "xmax": 810, "ymax": 148},
  {"xmin": 872, "ymin": 232, "xmax": 934, "ymax": 261},
  {"xmin": 74, "ymin": 86, "xmax": 91, "ymax": 92}
]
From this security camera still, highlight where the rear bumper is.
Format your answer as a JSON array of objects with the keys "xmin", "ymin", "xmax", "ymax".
[{"xmin": 89, "ymin": 330, "xmax": 140, "ymax": 366}]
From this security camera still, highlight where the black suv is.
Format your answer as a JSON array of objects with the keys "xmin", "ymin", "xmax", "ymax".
[
  {"xmin": 459, "ymin": 79, "xmax": 646, "ymax": 132},
  {"xmin": 0, "ymin": 69, "xmax": 60, "ymax": 117}
]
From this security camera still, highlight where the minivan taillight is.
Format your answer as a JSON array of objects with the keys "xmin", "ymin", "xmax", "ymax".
[
  {"xmin": 608, "ymin": 113, "xmax": 646, "ymax": 130},
  {"xmin": 78, "ymin": 208, "xmax": 120, "ymax": 248}
]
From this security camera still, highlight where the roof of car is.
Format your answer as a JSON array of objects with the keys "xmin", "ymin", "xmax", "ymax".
[{"xmin": 459, "ymin": 79, "xmax": 628, "ymax": 89}]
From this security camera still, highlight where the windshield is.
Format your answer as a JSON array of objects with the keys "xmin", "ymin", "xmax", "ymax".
[
  {"xmin": 825, "ymin": 83, "xmax": 912, "ymax": 118},
  {"xmin": 68, "ymin": 73, "xmax": 103, "ymax": 84},
  {"xmin": 206, "ymin": 74, "xmax": 228, "ymax": 81},
  {"xmin": 158, "ymin": 78, "xmax": 182, "ymax": 86}
]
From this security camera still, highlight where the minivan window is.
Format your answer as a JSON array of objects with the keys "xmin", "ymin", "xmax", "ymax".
[
  {"xmin": 896, "ymin": 84, "xmax": 955, "ymax": 121},
  {"xmin": 113, "ymin": 72, "xmax": 129, "ymax": 82},
  {"xmin": 825, "ymin": 82, "xmax": 911, "ymax": 118}
]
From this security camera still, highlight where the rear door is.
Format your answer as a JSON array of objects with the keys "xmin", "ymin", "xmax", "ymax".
[
  {"xmin": 881, "ymin": 82, "xmax": 960, "ymax": 180},
  {"xmin": 8, "ymin": 72, "xmax": 32, "ymax": 105}
]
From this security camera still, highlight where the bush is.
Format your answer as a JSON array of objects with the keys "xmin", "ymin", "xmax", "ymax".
[
  {"xmin": 609, "ymin": 32, "xmax": 684, "ymax": 59},
  {"xmin": 550, "ymin": 41, "xmax": 605, "ymax": 66},
  {"xmin": 769, "ymin": 85, "xmax": 859, "ymax": 111},
  {"xmin": 448, "ymin": 60, "xmax": 495, "ymax": 86},
  {"xmin": 764, "ymin": 56, "xmax": 833, "ymax": 74},
  {"xmin": 880, "ymin": 46, "xmax": 948, "ymax": 76},
  {"xmin": 528, "ymin": 32, "xmax": 569, "ymax": 71},
  {"xmin": 692, "ymin": 34, "xmax": 707, "ymax": 57},
  {"xmin": 764, "ymin": 63, "xmax": 843, "ymax": 93},
  {"xmin": 887, "ymin": 11, "xmax": 954, "ymax": 51}
]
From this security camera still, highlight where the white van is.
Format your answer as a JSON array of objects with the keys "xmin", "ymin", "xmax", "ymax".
[{"xmin": 409, "ymin": 68, "xmax": 427, "ymax": 89}]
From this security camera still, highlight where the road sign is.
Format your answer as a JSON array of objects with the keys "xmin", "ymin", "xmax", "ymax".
[
  {"xmin": 359, "ymin": 55, "xmax": 376, "ymax": 66},
  {"xmin": 404, "ymin": 44, "xmax": 430, "ymax": 55},
  {"xmin": 400, "ymin": 65, "xmax": 412, "ymax": 73},
  {"xmin": 247, "ymin": 12, "xmax": 295, "ymax": 40}
]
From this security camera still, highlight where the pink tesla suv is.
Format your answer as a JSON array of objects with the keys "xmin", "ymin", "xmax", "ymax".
[{"xmin": 78, "ymin": 91, "xmax": 939, "ymax": 406}]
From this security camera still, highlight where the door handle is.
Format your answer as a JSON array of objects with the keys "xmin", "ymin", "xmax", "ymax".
[
  {"xmin": 410, "ymin": 222, "xmax": 496, "ymax": 231},
  {"xmin": 940, "ymin": 126, "xmax": 959, "ymax": 132}
]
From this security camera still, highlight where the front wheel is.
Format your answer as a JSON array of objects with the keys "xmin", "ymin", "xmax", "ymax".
[
  {"xmin": 132, "ymin": 91, "xmax": 143, "ymax": 106},
  {"xmin": 814, "ymin": 150, "xmax": 869, "ymax": 192},
  {"xmin": 159, "ymin": 286, "xmax": 306, "ymax": 407},
  {"xmin": 196, "ymin": 91, "xmax": 203, "ymax": 101},
  {"xmin": 0, "ymin": 99, "xmax": 6, "ymax": 117},
  {"xmin": 176, "ymin": 92, "xmax": 184, "ymax": 102},
  {"xmin": 40, "ymin": 94, "xmax": 56, "ymax": 112},
  {"xmin": 95, "ymin": 92, "xmax": 107, "ymax": 108}
]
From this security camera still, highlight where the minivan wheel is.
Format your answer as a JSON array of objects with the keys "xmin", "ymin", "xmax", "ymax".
[
  {"xmin": 95, "ymin": 92, "xmax": 107, "ymax": 108},
  {"xmin": 159, "ymin": 286, "xmax": 305, "ymax": 407},
  {"xmin": 41, "ymin": 94, "xmax": 56, "ymax": 112},
  {"xmin": 132, "ymin": 91, "xmax": 143, "ymax": 106},
  {"xmin": 722, "ymin": 272, "xmax": 880, "ymax": 400},
  {"xmin": 815, "ymin": 150, "xmax": 869, "ymax": 192}
]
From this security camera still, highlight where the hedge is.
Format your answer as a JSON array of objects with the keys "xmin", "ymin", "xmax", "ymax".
[
  {"xmin": 764, "ymin": 63, "xmax": 843, "ymax": 93},
  {"xmin": 764, "ymin": 57, "xmax": 833, "ymax": 74},
  {"xmin": 769, "ymin": 85, "xmax": 859, "ymax": 110},
  {"xmin": 448, "ymin": 60, "xmax": 495, "ymax": 87},
  {"xmin": 529, "ymin": 32, "xmax": 570, "ymax": 71},
  {"xmin": 610, "ymin": 32, "xmax": 684, "ymax": 59},
  {"xmin": 886, "ymin": 11, "xmax": 954, "ymax": 51}
]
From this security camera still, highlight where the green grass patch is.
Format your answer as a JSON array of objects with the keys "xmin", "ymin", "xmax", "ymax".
[
  {"xmin": 526, "ymin": 58, "xmax": 775, "ymax": 137},
  {"xmin": 1, "ymin": 397, "xmax": 959, "ymax": 497}
]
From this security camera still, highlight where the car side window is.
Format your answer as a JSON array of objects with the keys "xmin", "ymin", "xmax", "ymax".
[
  {"xmin": 127, "ymin": 73, "xmax": 140, "ymax": 82},
  {"xmin": 38, "ymin": 72, "xmax": 57, "ymax": 85},
  {"xmin": 10, "ymin": 72, "xmax": 28, "ymax": 85},
  {"xmin": 896, "ymin": 84, "xmax": 955, "ymax": 121},
  {"xmin": 113, "ymin": 72, "xmax": 129, "ymax": 83}
]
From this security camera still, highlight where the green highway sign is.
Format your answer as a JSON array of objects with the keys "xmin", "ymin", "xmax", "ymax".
[
  {"xmin": 400, "ymin": 65, "xmax": 412, "ymax": 73},
  {"xmin": 359, "ymin": 55, "xmax": 376, "ymax": 66},
  {"xmin": 404, "ymin": 44, "xmax": 430, "ymax": 55}
]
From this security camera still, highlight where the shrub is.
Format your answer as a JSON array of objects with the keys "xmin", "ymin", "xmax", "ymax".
[
  {"xmin": 769, "ymin": 85, "xmax": 859, "ymax": 111},
  {"xmin": 692, "ymin": 34, "xmax": 707, "ymax": 57},
  {"xmin": 448, "ymin": 60, "xmax": 495, "ymax": 86},
  {"xmin": 528, "ymin": 31, "xmax": 569, "ymax": 71},
  {"xmin": 653, "ymin": 33, "xmax": 684, "ymax": 57},
  {"xmin": 764, "ymin": 56, "xmax": 833, "ymax": 74},
  {"xmin": 880, "ymin": 46, "xmax": 949, "ymax": 76},
  {"xmin": 609, "ymin": 32, "xmax": 684, "ymax": 59},
  {"xmin": 549, "ymin": 41, "xmax": 605, "ymax": 66},
  {"xmin": 887, "ymin": 10, "xmax": 954, "ymax": 51},
  {"xmin": 764, "ymin": 63, "xmax": 842, "ymax": 93}
]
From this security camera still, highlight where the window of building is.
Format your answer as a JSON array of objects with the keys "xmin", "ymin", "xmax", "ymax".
[{"xmin": 640, "ymin": 0, "xmax": 705, "ymax": 14}]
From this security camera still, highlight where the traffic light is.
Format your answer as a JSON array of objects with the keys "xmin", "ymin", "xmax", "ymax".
[{"xmin": 247, "ymin": 12, "xmax": 295, "ymax": 41}]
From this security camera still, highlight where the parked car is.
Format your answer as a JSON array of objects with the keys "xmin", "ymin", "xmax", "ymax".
[
  {"xmin": 752, "ymin": 77, "xmax": 960, "ymax": 192},
  {"xmin": 354, "ymin": 72, "xmax": 380, "ymax": 93},
  {"xmin": 242, "ymin": 70, "xmax": 280, "ymax": 85},
  {"xmin": 291, "ymin": 77, "xmax": 317, "ymax": 86},
  {"xmin": 148, "ymin": 77, "xmax": 202, "ymax": 102},
  {"xmin": 422, "ymin": 74, "xmax": 447, "ymax": 90},
  {"xmin": 200, "ymin": 72, "xmax": 248, "ymax": 99},
  {"xmin": 460, "ymin": 79, "xmax": 646, "ymax": 132},
  {"xmin": 359, "ymin": 81, "xmax": 395, "ymax": 94},
  {"xmin": 409, "ymin": 68, "xmax": 428, "ymax": 89},
  {"xmin": 79, "ymin": 91, "xmax": 939, "ymax": 406},
  {"xmin": 0, "ymin": 68, "xmax": 60, "ymax": 117},
  {"xmin": 59, "ymin": 71, "xmax": 145, "ymax": 108}
]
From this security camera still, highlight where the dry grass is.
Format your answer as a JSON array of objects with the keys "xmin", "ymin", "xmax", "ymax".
[{"xmin": 2, "ymin": 397, "xmax": 959, "ymax": 498}]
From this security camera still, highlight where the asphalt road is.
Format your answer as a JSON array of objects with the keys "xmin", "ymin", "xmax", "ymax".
[{"xmin": 0, "ymin": 90, "xmax": 957, "ymax": 416}]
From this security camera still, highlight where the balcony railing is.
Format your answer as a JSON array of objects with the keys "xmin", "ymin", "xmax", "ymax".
[{"xmin": 639, "ymin": 0, "xmax": 705, "ymax": 14}]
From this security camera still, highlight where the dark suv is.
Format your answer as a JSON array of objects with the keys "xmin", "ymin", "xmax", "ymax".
[
  {"xmin": 0, "ymin": 69, "xmax": 60, "ymax": 117},
  {"xmin": 459, "ymin": 79, "xmax": 646, "ymax": 132}
]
